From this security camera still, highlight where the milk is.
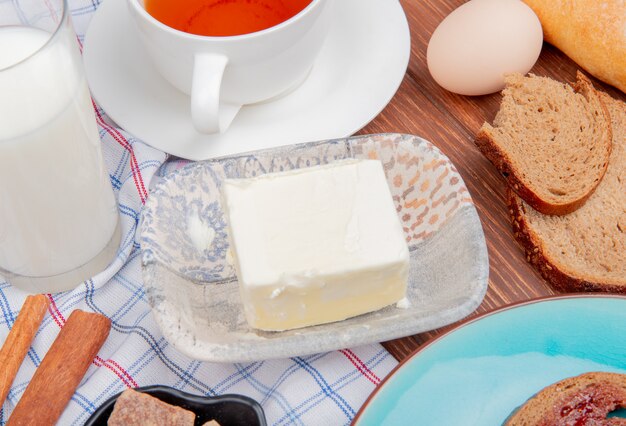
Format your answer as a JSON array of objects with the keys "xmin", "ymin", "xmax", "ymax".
[{"xmin": 0, "ymin": 26, "xmax": 119, "ymax": 285}]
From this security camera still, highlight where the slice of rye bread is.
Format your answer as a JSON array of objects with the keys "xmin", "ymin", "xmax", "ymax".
[
  {"xmin": 504, "ymin": 372, "xmax": 626, "ymax": 426},
  {"xmin": 509, "ymin": 92, "xmax": 626, "ymax": 293},
  {"xmin": 476, "ymin": 72, "xmax": 612, "ymax": 215}
]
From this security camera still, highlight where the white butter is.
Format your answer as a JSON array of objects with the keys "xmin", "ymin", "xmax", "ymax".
[{"xmin": 222, "ymin": 159, "xmax": 409, "ymax": 331}]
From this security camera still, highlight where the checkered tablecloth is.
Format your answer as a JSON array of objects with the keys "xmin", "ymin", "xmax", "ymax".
[{"xmin": 0, "ymin": 1, "xmax": 398, "ymax": 424}]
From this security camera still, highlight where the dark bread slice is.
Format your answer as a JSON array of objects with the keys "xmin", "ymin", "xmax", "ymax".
[
  {"xmin": 509, "ymin": 91, "xmax": 626, "ymax": 293},
  {"xmin": 476, "ymin": 72, "xmax": 612, "ymax": 215},
  {"xmin": 505, "ymin": 372, "xmax": 626, "ymax": 426}
]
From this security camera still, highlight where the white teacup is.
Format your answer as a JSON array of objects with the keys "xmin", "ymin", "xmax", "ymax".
[{"xmin": 126, "ymin": 0, "xmax": 332, "ymax": 134}]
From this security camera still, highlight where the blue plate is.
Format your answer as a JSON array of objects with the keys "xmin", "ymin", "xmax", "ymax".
[{"xmin": 354, "ymin": 295, "xmax": 626, "ymax": 425}]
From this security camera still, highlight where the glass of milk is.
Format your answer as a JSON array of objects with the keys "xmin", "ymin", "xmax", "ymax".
[{"xmin": 0, "ymin": 0, "xmax": 120, "ymax": 293}]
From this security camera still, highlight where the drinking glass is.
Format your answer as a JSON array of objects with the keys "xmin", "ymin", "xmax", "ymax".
[{"xmin": 0, "ymin": 0, "xmax": 120, "ymax": 293}]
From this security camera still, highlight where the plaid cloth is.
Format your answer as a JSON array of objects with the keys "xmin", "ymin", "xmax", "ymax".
[{"xmin": 0, "ymin": 1, "xmax": 398, "ymax": 424}]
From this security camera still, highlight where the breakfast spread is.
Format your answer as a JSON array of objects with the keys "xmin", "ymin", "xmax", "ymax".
[
  {"xmin": 505, "ymin": 372, "xmax": 626, "ymax": 426},
  {"xmin": 476, "ymin": 72, "xmax": 612, "ymax": 215},
  {"xmin": 108, "ymin": 389, "xmax": 197, "ymax": 425},
  {"xmin": 510, "ymin": 90, "xmax": 626, "ymax": 293},
  {"xmin": 3, "ymin": 0, "xmax": 626, "ymax": 423},
  {"xmin": 427, "ymin": 0, "xmax": 542, "ymax": 96},
  {"xmin": 222, "ymin": 159, "xmax": 410, "ymax": 331},
  {"xmin": 7, "ymin": 310, "xmax": 111, "ymax": 426},
  {"xmin": 0, "ymin": 295, "xmax": 48, "ymax": 408},
  {"xmin": 522, "ymin": 0, "xmax": 626, "ymax": 95}
]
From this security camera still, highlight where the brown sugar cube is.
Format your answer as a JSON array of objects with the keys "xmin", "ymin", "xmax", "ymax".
[{"xmin": 108, "ymin": 389, "xmax": 195, "ymax": 426}]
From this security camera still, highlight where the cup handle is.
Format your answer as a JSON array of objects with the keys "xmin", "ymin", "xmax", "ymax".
[{"xmin": 191, "ymin": 53, "xmax": 229, "ymax": 134}]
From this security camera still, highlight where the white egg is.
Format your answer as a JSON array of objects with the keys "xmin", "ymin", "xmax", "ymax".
[{"xmin": 427, "ymin": 0, "xmax": 543, "ymax": 96}]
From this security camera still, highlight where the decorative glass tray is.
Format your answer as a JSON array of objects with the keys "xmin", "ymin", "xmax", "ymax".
[{"xmin": 140, "ymin": 134, "xmax": 488, "ymax": 362}]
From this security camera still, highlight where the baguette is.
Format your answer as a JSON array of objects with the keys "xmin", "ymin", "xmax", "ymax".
[{"xmin": 523, "ymin": 0, "xmax": 626, "ymax": 94}]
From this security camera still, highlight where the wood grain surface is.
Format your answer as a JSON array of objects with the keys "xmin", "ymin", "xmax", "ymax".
[{"xmin": 361, "ymin": 0, "xmax": 626, "ymax": 361}]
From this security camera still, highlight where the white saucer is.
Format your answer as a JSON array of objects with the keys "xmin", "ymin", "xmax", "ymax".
[{"xmin": 83, "ymin": 0, "xmax": 410, "ymax": 161}]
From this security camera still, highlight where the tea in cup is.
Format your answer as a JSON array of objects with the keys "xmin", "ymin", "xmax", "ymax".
[
  {"xmin": 126, "ymin": 0, "xmax": 333, "ymax": 134},
  {"xmin": 144, "ymin": 0, "xmax": 315, "ymax": 37}
]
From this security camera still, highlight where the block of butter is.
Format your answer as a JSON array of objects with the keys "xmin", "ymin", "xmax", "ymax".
[{"xmin": 222, "ymin": 159, "xmax": 409, "ymax": 331}]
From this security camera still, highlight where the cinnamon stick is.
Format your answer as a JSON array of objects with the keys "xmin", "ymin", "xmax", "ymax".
[
  {"xmin": 7, "ymin": 310, "xmax": 111, "ymax": 426},
  {"xmin": 0, "ymin": 294, "xmax": 49, "ymax": 407}
]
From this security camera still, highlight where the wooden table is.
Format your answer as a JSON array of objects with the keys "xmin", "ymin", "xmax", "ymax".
[{"xmin": 362, "ymin": 0, "xmax": 626, "ymax": 361}]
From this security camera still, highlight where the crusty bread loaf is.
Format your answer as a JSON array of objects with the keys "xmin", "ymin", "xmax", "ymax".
[
  {"xmin": 505, "ymin": 372, "xmax": 626, "ymax": 426},
  {"xmin": 476, "ymin": 72, "xmax": 612, "ymax": 215},
  {"xmin": 523, "ymin": 0, "xmax": 626, "ymax": 95},
  {"xmin": 509, "ymin": 91, "xmax": 626, "ymax": 293}
]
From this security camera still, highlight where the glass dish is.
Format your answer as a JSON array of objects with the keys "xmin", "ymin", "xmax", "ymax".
[{"xmin": 139, "ymin": 133, "xmax": 488, "ymax": 362}]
